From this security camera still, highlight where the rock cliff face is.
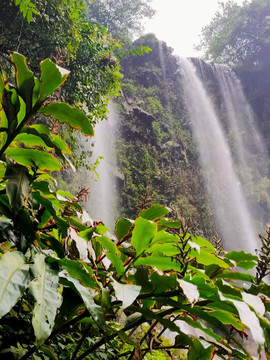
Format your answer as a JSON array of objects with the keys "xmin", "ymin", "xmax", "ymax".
[
  {"xmin": 115, "ymin": 34, "xmax": 214, "ymax": 238},
  {"xmin": 115, "ymin": 34, "xmax": 270, "ymax": 238}
]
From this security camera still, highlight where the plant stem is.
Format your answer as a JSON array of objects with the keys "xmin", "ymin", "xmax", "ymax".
[
  {"xmin": 0, "ymin": 101, "xmax": 43, "ymax": 158},
  {"xmin": 74, "ymin": 317, "xmax": 145, "ymax": 360},
  {"xmin": 71, "ymin": 324, "xmax": 92, "ymax": 360},
  {"xmin": 20, "ymin": 312, "xmax": 87, "ymax": 360},
  {"xmin": 75, "ymin": 307, "xmax": 177, "ymax": 360}
]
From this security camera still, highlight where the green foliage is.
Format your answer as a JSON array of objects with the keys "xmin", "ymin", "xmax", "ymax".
[
  {"xmin": 116, "ymin": 34, "xmax": 214, "ymax": 236},
  {"xmin": 1, "ymin": 53, "xmax": 270, "ymax": 360},
  {"xmin": 86, "ymin": 0, "xmax": 156, "ymax": 38},
  {"xmin": 12, "ymin": 0, "xmax": 39, "ymax": 23},
  {"xmin": 0, "ymin": 0, "xmax": 122, "ymax": 125},
  {"xmin": 198, "ymin": 0, "xmax": 270, "ymax": 69}
]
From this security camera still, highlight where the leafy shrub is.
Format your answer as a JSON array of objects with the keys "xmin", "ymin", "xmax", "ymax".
[{"xmin": 0, "ymin": 54, "xmax": 270, "ymax": 360}]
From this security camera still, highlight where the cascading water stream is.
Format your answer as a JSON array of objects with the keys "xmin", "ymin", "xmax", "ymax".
[
  {"xmin": 197, "ymin": 61, "xmax": 267, "ymax": 173},
  {"xmin": 179, "ymin": 57, "xmax": 257, "ymax": 253},
  {"xmin": 80, "ymin": 103, "xmax": 118, "ymax": 231}
]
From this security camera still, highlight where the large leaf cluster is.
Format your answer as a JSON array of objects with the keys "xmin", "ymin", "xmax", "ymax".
[
  {"xmin": 197, "ymin": 0, "xmax": 270, "ymax": 69},
  {"xmin": 0, "ymin": 0, "xmax": 122, "ymax": 121},
  {"xmin": 0, "ymin": 54, "xmax": 270, "ymax": 360}
]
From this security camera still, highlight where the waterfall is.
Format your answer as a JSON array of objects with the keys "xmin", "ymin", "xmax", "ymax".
[
  {"xmin": 179, "ymin": 57, "xmax": 257, "ymax": 253},
  {"xmin": 81, "ymin": 103, "xmax": 118, "ymax": 230}
]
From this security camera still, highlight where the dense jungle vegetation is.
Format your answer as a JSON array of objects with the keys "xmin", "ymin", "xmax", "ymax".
[
  {"xmin": 0, "ymin": 0, "xmax": 270, "ymax": 359},
  {"xmin": 115, "ymin": 0, "xmax": 270, "ymax": 238}
]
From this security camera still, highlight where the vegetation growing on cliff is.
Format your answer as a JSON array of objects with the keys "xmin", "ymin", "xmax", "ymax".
[
  {"xmin": 0, "ymin": 55, "xmax": 270, "ymax": 360},
  {"xmin": 1, "ymin": 0, "xmax": 270, "ymax": 359}
]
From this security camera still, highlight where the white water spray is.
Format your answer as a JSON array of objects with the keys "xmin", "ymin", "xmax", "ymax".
[
  {"xmin": 180, "ymin": 57, "xmax": 257, "ymax": 253},
  {"xmin": 82, "ymin": 103, "xmax": 118, "ymax": 230}
]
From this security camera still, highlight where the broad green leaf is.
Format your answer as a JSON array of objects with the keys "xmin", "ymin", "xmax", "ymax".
[
  {"xmin": 56, "ymin": 190, "xmax": 75, "ymax": 199},
  {"xmin": 11, "ymin": 52, "xmax": 34, "ymax": 111},
  {"xmin": 190, "ymin": 236, "xmax": 215, "ymax": 252},
  {"xmin": 146, "ymin": 242, "xmax": 180, "ymax": 255},
  {"xmin": 112, "ymin": 279, "xmax": 141, "ymax": 309},
  {"xmin": 60, "ymin": 258, "xmax": 98, "ymax": 289},
  {"xmin": 150, "ymin": 272, "xmax": 177, "ymax": 294},
  {"xmin": 32, "ymin": 180, "xmax": 51, "ymax": 194},
  {"xmin": 29, "ymin": 253, "xmax": 62, "ymax": 346},
  {"xmin": 14, "ymin": 133, "xmax": 51, "ymax": 150},
  {"xmin": 95, "ymin": 224, "xmax": 109, "ymax": 235},
  {"xmin": 187, "ymin": 277, "xmax": 220, "ymax": 302},
  {"xmin": 39, "ymin": 345, "xmax": 57, "ymax": 360},
  {"xmin": 225, "ymin": 251, "xmax": 257, "ymax": 270},
  {"xmin": 32, "ymin": 77, "xmax": 40, "ymax": 106},
  {"xmin": 5, "ymin": 148, "xmax": 62, "ymax": 171},
  {"xmin": 5, "ymin": 163, "xmax": 31, "ymax": 212},
  {"xmin": 188, "ymin": 339, "xmax": 215, "ymax": 360},
  {"xmin": 208, "ymin": 309, "xmax": 244, "ymax": 331},
  {"xmin": 50, "ymin": 134, "xmax": 71, "ymax": 154},
  {"xmin": 97, "ymin": 236, "xmax": 125, "ymax": 276},
  {"xmin": 157, "ymin": 218, "xmax": 182, "ymax": 228},
  {"xmin": 215, "ymin": 271, "xmax": 255, "ymax": 282},
  {"xmin": 39, "ymin": 102, "xmax": 94, "ymax": 136},
  {"xmin": 131, "ymin": 217, "xmax": 157, "ymax": 255},
  {"xmin": 215, "ymin": 279, "xmax": 242, "ymax": 299},
  {"xmin": 17, "ymin": 131, "xmax": 65, "ymax": 165},
  {"xmin": 264, "ymin": 328, "xmax": 270, "ymax": 354},
  {"xmin": 151, "ymin": 229, "xmax": 178, "ymax": 245},
  {"xmin": 79, "ymin": 227, "xmax": 95, "ymax": 241},
  {"xmin": 65, "ymin": 217, "xmax": 87, "ymax": 231},
  {"xmin": 133, "ymin": 306, "xmax": 190, "ymax": 334},
  {"xmin": 139, "ymin": 204, "xmax": 170, "ymax": 220},
  {"xmin": 21, "ymin": 126, "xmax": 71, "ymax": 157},
  {"xmin": 17, "ymin": 95, "xmax": 26, "ymax": 125},
  {"xmin": 39, "ymin": 59, "xmax": 70, "ymax": 101},
  {"xmin": 60, "ymin": 271, "xmax": 105, "ymax": 330},
  {"xmin": 134, "ymin": 255, "xmax": 182, "ymax": 272},
  {"xmin": 206, "ymin": 301, "xmax": 238, "ymax": 316},
  {"xmin": 0, "ymin": 252, "xmax": 30, "ymax": 318},
  {"xmin": 12, "ymin": 49, "xmax": 31, "ymax": 84},
  {"xmin": 28, "ymin": 124, "xmax": 50, "ymax": 136},
  {"xmin": 115, "ymin": 218, "xmax": 133, "ymax": 241},
  {"xmin": 178, "ymin": 279, "xmax": 199, "ymax": 305},
  {"xmin": 190, "ymin": 248, "xmax": 230, "ymax": 268}
]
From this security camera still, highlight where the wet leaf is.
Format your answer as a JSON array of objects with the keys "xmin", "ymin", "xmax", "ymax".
[
  {"xmin": 139, "ymin": 204, "xmax": 170, "ymax": 220},
  {"xmin": 39, "ymin": 102, "xmax": 94, "ymax": 136},
  {"xmin": 112, "ymin": 279, "xmax": 141, "ymax": 309},
  {"xmin": 5, "ymin": 148, "xmax": 62, "ymax": 171},
  {"xmin": 0, "ymin": 252, "xmax": 30, "ymax": 319},
  {"xmin": 131, "ymin": 217, "xmax": 157, "ymax": 255},
  {"xmin": 30, "ymin": 253, "xmax": 62, "ymax": 346}
]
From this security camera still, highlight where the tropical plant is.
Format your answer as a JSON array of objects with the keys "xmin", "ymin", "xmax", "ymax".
[
  {"xmin": 12, "ymin": 0, "xmax": 39, "ymax": 23},
  {"xmin": 197, "ymin": 0, "xmax": 270, "ymax": 69},
  {"xmin": 85, "ymin": 0, "xmax": 156, "ymax": 39},
  {"xmin": 0, "ymin": 53, "xmax": 270, "ymax": 360}
]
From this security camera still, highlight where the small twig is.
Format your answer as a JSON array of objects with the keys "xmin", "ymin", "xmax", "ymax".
[{"xmin": 20, "ymin": 312, "xmax": 86, "ymax": 360}]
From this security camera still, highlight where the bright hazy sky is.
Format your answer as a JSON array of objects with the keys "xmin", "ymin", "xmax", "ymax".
[{"xmin": 143, "ymin": 0, "xmax": 246, "ymax": 57}]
